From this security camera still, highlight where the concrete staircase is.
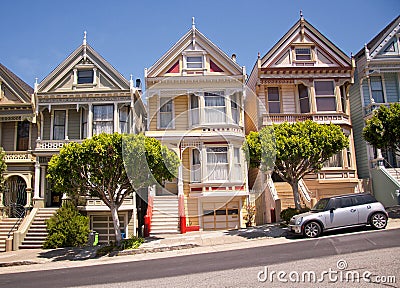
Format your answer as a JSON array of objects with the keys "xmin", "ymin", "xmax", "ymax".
[
  {"xmin": 0, "ymin": 218, "xmax": 19, "ymax": 252},
  {"xmin": 19, "ymin": 208, "xmax": 58, "ymax": 249},
  {"xmin": 274, "ymin": 182, "xmax": 295, "ymax": 210},
  {"xmin": 150, "ymin": 196, "xmax": 179, "ymax": 235},
  {"xmin": 387, "ymin": 168, "xmax": 400, "ymax": 183}
]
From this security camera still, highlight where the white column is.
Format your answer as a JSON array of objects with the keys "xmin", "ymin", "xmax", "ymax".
[
  {"xmin": 88, "ymin": 103, "xmax": 93, "ymax": 138},
  {"xmin": 178, "ymin": 163, "xmax": 184, "ymax": 196},
  {"xmin": 65, "ymin": 109, "xmax": 69, "ymax": 140},
  {"xmin": 226, "ymin": 93, "xmax": 232, "ymax": 124},
  {"xmin": 33, "ymin": 162, "xmax": 41, "ymax": 199},
  {"xmin": 40, "ymin": 166, "xmax": 46, "ymax": 200},
  {"xmin": 93, "ymin": 68, "xmax": 97, "ymax": 85},
  {"xmin": 114, "ymin": 104, "xmax": 118, "ymax": 133},
  {"xmin": 73, "ymin": 69, "xmax": 78, "ymax": 85}
]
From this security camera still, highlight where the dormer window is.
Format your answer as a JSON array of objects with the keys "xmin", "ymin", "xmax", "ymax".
[
  {"xmin": 78, "ymin": 70, "xmax": 94, "ymax": 84},
  {"xmin": 186, "ymin": 56, "xmax": 203, "ymax": 69},
  {"xmin": 295, "ymin": 48, "xmax": 311, "ymax": 61}
]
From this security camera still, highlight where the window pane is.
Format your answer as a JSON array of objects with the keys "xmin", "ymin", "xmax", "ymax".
[
  {"xmin": 78, "ymin": 70, "xmax": 93, "ymax": 84},
  {"xmin": 160, "ymin": 113, "xmax": 172, "ymax": 128},
  {"xmin": 93, "ymin": 105, "xmax": 113, "ymax": 121},
  {"xmin": 267, "ymin": 87, "xmax": 279, "ymax": 101},
  {"xmin": 370, "ymin": 77, "xmax": 382, "ymax": 90},
  {"xmin": 316, "ymin": 97, "xmax": 336, "ymax": 111},
  {"xmin": 295, "ymin": 48, "xmax": 311, "ymax": 60},
  {"xmin": 298, "ymin": 84, "xmax": 309, "ymax": 99},
  {"xmin": 187, "ymin": 56, "xmax": 203, "ymax": 69},
  {"xmin": 315, "ymin": 81, "xmax": 334, "ymax": 96},
  {"xmin": 300, "ymin": 99, "xmax": 310, "ymax": 113},
  {"xmin": 160, "ymin": 98, "xmax": 172, "ymax": 112},
  {"xmin": 269, "ymin": 102, "xmax": 280, "ymax": 113},
  {"xmin": 17, "ymin": 121, "xmax": 30, "ymax": 151},
  {"xmin": 54, "ymin": 111, "xmax": 66, "ymax": 125}
]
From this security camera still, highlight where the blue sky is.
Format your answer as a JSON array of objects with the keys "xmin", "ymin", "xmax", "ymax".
[{"xmin": 1, "ymin": 0, "xmax": 399, "ymax": 88}]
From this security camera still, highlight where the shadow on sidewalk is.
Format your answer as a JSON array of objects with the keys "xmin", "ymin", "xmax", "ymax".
[
  {"xmin": 223, "ymin": 224, "xmax": 289, "ymax": 239},
  {"xmin": 38, "ymin": 246, "xmax": 100, "ymax": 262}
]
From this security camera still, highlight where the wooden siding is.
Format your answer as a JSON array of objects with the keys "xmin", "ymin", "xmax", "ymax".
[
  {"xmin": 186, "ymin": 197, "xmax": 199, "ymax": 226},
  {"xmin": 1, "ymin": 122, "xmax": 15, "ymax": 150},
  {"xmin": 281, "ymin": 85, "xmax": 296, "ymax": 113},
  {"xmin": 362, "ymin": 81, "xmax": 370, "ymax": 106},
  {"xmin": 174, "ymin": 95, "xmax": 188, "ymax": 130},
  {"xmin": 384, "ymin": 73, "xmax": 399, "ymax": 103},
  {"xmin": 148, "ymin": 96, "xmax": 157, "ymax": 130},
  {"xmin": 349, "ymin": 72, "xmax": 370, "ymax": 179},
  {"xmin": 68, "ymin": 109, "xmax": 81, "ymax": 140},
  {"xmin": 182, "ymin": 148, "xmax": 190, "ymax": 184},
  {"xmin": 42, "ymin": 110, "xmax": 51, "ymax": 140}
]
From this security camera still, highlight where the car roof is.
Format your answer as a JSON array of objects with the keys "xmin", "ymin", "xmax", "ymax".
[{"xmin": 322, "ymin": 193, "xmax": 373, "ymax": 200}]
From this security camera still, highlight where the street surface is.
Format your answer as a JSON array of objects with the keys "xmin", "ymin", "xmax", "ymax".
[{"xmin": 0, "ymin": 228, "xmax": 399, "ymax": 288}]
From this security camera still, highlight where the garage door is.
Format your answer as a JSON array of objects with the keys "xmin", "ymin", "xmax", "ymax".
[
  {"xmin": 202, "ymin": 201, "xmax": 240, "ymax": 230},
  {"xmin": 90, "ymin": 214, "xmax": 126, "ymax": 244}
]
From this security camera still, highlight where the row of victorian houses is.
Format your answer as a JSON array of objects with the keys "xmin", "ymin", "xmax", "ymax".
[{"xmin": 0, "ymin": 14, "xmax": 399, "ymax": 250}]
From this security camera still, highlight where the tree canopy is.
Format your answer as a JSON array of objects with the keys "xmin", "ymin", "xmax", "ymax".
[
  {"xmin": 245, "ymin": 120, "xmax": 349, "ymax": 209},
  {"xmin": 47, "ymin": 133, "xmax": 180, "ymax": 243},
  {"xmin": 363, "ymin": 103, "xmax": 400, "ymax": 156}
]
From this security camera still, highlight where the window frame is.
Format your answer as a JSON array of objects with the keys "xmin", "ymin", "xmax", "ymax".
[
  {"xmin": 206, "ymin": 146, "xmax": 229, "ymax": 182},
  {"xmin": 369, "ymin": 76, "xmax": 385, "ymax": 103},
  {"xmin": 158, "ymin": 97, "xmax": 174, "ymax": 129},
  {"xmin": 16, "ymin": 120, "xmax": 30, "ymax": 151},
  {"xmin": 298, "ymin": 84, "xmax": 310, "ymax": 113},
  {"xmin": 92, "ymin": 104, "xmax": 114, "ymax": 135},
  {"xmin": 204, "ymin": 91, "xmax": 226, "ymax": 124},
  {"xmin": 77, "ymin": 69, "xmax": 94, "ymax": 84},
  {"xmin": 314, "ymin": 80, "xmax": 337, "ymax": 112},
  {"xmin": 295, "ymin": 47, "xmax": 312, "ymax": 61},
  {"xmin": 53, "ymin": 110, "xmax": 66, "ymax": 140},
  {"xmin": 267, "ymin": 87, "xmax": 281, "ymax": 113}
]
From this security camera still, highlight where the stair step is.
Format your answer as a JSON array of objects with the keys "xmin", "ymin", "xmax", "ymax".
[{"xmin": 19, "ymin": 245, "xmax": 43, "ymax": 249}]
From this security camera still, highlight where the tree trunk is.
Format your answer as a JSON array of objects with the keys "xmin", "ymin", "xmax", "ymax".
[
  {"xmin": 291, "ymin": 181, "xmax": 301, "ymax": 210},
  {"xmin": 110, "ymin": 205, "xmax": 122, "ymax": 245}
]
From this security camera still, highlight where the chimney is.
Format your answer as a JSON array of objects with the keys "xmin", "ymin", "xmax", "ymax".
[
  {"xmin": 135, "ymin": 78, "xmax": 142, "ymax": 90},
  {"xmin": 231, "ymin": 54, "xmax": 237, "ymax": 63}
]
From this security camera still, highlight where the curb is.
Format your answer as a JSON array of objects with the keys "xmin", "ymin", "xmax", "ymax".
[{"xmin": 113, "ymin": 244, "xmax": 200, "ymax": 256}]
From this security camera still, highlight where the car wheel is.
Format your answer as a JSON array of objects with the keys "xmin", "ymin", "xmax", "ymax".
[
  {"xmin": 303, "ymin": 221, "xmax": 321, "ymax": 238},
  {"xmin": 370, "ymin": 212, "xmax": 388, "ymax": 229}
]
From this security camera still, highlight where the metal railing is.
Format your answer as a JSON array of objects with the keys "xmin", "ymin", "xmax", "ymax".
[{"xmin": 7, "ymin": 203, "xmax": 27, "ymax": 238}]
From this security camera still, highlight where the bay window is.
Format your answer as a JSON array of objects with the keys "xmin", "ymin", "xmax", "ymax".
[
  {"xmin": 119, "ymin": 106, "xmax": 130, "ymax": 134},
  {"xmin": 323, "ymin": 152, "xmax": 342, "ymax": 168},
  {"xmin": 232, "ymin": 147, "xmax": 242, "ymax": 181},
  {"xmin": 298, "ymin": 84, "xmax": 310, "ymax": 113},
  {"xmin": 370, "ymin": 76, "xmax": 384, "ymax": 103},
  {"xmin": 93, "ymin": 105, "xmax": 113, "ymax": 135},
  {"xmin": 159, "ymin": 97, "xmax": 173, "ymax": 128},
  {"xmin": 191, "ymin": 149, "xmax": 201, "ymax": 183},
  {"xmin": 207, "ymin": 147, "xmax": 228, "ymax": 181},
  {"xmin": 231, "ymin": 93, "xmax": 239, "ymax": 124},
  {"xmin": 315, "ymin": 81, "xmax": 336, "ymax": 112},
  {"xmin": 204, "ymin": 91, "xmax": 225, "ymax": 123},
  {"xmin": 53, "ymin": 110, "xmax": 66, "ymax": 140},
  {"xmin": 190, "ymin": 94, "xmax": 199, "ymax": 125},
  {"xmin": 268, "ymin": 87, "xmax": 280, "ymax": 113}
]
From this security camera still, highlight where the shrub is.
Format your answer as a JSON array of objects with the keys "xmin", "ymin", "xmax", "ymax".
[
  {"xmin": 43, "ymin": 202, "xmax": 90, "ymax": 249},
  {"xmin": 119, "ymin": 235, "xmax": 144, "ymax": 250},
  {"xmin": 280, "ymin": 207, "xmax": 310, "ymax": 224}
]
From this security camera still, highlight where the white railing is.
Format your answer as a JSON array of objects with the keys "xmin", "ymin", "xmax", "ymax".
[
  {"xmin": 266, "ymin": 174, "xmax": 279, "ymax": 201},
  {"xmin": 298, "ymin": 179, "xmax": 312, "ymax": 204},
  {"xmin": 4, "ymin": 152, "xmax": 34, "ymax": 162},
  {"xmin": 35, "ymin": 139, "xmax": 84, "ymax": 150},
  {"xmin": 263, "ymin": 113, "xmax": 350, "ymax": 126}
]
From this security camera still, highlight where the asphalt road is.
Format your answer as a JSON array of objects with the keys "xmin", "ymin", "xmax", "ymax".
[{"xmin": 1, "ymin": 228, "xmax": 399, "ymax": 288}]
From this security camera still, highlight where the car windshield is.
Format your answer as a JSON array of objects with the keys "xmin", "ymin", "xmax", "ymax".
[{"xmin": 311, "ymin": 198, "xmax": 330, "ymax": 211}]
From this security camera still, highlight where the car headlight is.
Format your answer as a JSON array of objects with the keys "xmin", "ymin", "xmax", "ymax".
[{"xmin": 296, "ymin": 217, "xmax": 303, "ymax": 225}]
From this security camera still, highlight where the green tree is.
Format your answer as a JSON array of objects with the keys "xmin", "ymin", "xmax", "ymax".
[
  {"xmin": 43, "ymin": 202, "xmax": 90, "ymax": 248},
  {"xmin": 0, "ymin": 147, "xmax": 6, "ymax": 193},
  {"xmin": 363, "ymin": 103, "xmax": 400, "ymax": 156},
  {"xmin": 245, "ymin": 120, "xmax": 349, "ymax": 210},
  {"xmin": 47, "ymin": 133, "xmax": 179, "ymax": 244}
]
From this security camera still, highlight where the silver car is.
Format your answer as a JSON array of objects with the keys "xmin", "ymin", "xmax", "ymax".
[{"xmin": 289, "ymin": 193, "xmax": 388, "ymax": 238}]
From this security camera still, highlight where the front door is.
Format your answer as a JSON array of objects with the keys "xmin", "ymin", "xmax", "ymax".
[{"xmin": 4, "ymin": 176, "xmax": 27, "ymax": 218}]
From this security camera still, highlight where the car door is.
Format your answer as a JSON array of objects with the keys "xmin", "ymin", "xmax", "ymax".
[
  {"xmin": 324, "ymin": 197, "xmax": 359, "ymax": 229},
  {"xmin": 354, "ymin": 195, "xmax": 374, "ymax": 224}
]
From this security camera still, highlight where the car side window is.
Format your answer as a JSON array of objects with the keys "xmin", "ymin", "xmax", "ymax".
[
  {"xmin": 352, "ymin": 196, "xmax": 364, "ymax": 206},
  {"xmin": 339, "ymin": 197, "xmax": 353, "ymax": 208},
  {"xmin": 327, "ymin": 199, "xmax": 337, "ymax": 210}
]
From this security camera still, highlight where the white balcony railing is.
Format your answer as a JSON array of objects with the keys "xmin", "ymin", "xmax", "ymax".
[
  {"xmin": 35, "ymin": 139, "xmax": 84, "ymax": 151},
  {"xmin": 263, "ymin": 113, "xmax": 350, "ymax": 126},
  {"xmin": 4, "ymin": 152, "xmax": 34, "ymax": 163}
]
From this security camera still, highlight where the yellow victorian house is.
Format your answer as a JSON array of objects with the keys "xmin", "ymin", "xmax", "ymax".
[{"xmin": 145, "ymin": 19, "xmax": 249, "ymax": 233}]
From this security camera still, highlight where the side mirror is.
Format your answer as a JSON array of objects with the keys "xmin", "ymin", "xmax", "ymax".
[{"xmin": 330, "ymin": 208, "xmax": 336, "ymax": 213}]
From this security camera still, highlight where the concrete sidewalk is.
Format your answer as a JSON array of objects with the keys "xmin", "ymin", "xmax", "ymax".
[{"xmin": 0, "ymin": 219, "xmax": 399, "ymax": 274}]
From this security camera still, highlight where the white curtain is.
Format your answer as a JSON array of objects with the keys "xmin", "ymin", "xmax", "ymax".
[
  {"xmin": 207, "ymin": 147, "xmax": 228, "ymax": 181},
  {"xmin": 93, "ymin": 105, "xmax": 113, "ymax": 135},
  {"xmin": 204, "ymin": 93, "xmax": 226, "ymax": 124},
  {"xmin": 232, "ymin": 148, "xmax": 242, "ymax": 180}
]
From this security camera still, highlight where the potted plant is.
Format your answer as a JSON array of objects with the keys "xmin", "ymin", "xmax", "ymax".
[{"xmin": 244, "ymin": 204, "xmax": 256, "ymax": 227}]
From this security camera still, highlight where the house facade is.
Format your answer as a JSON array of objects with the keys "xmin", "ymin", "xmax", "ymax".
[
  {"xmin": 246, "ymin": 15, "xmax": 359, "ymax": 224},
  {"xmin": 0, "ymin": 64, "xmax": 36, "ymax": 218},
  {"xmin": 349, "ymin": 16, "xmax": 400, "ymax": 207},
  {"xmin": 32, "ymin": 34, "xmax": 146, "ymax": 243},
  {"xmin": 145, "ymin": 20, "xmax": 249, "ymax": 232}
]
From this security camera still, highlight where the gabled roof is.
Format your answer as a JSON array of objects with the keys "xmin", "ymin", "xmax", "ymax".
[
  {"xmin": 0, "ymin": 63, "xmax": 33, "ymax": 103},
  {"xmin": 355, "ymin": 15, "xmax": 400, "ymax": 59},
  {"xmin": 146, "ymin": 23, "xmax": 243, "ymax": 78},
  {"xmin": 260, "ymin": 16, "xmax": 351, "ymax": 68},
  {"xmin": 38, "ymin": 35, "xmax": 130, "ymax": 92}
]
